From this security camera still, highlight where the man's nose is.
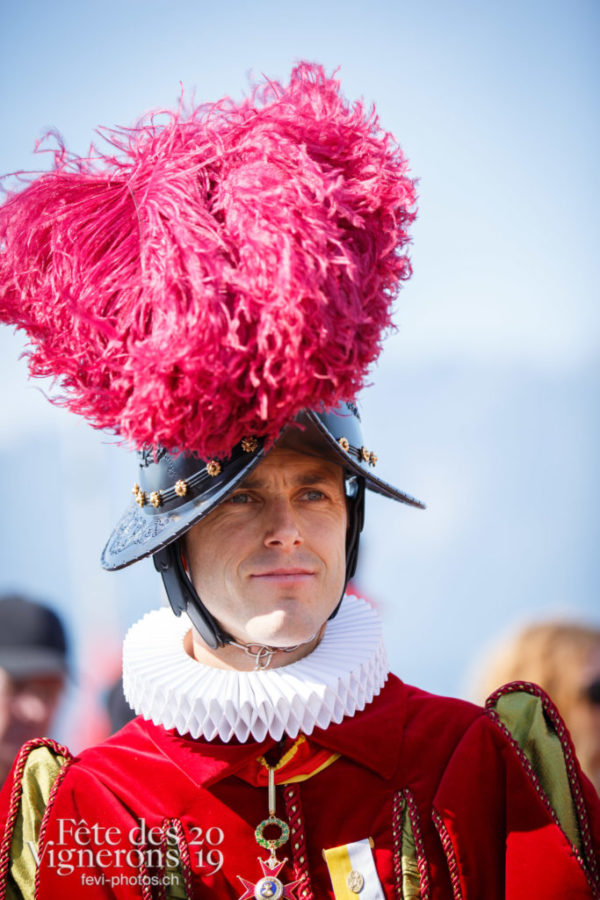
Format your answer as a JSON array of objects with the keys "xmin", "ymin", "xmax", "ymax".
[{"xmin": 264, "ymin": 499, "xmax": 303, "ymax": 549}]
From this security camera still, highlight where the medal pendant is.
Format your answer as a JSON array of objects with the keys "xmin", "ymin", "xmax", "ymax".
[
  {"xmin": 236, "ymin": 857, "xmax": 302, "ymax": 900},
  {"xmin": 237, "ymin": 761, "xmax": 303, "ymax": 899}
]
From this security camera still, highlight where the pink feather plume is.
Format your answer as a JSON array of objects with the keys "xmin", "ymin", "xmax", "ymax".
[{"xmin": 0, "ymin": 63, "xmax": 417, "ymax": 458}]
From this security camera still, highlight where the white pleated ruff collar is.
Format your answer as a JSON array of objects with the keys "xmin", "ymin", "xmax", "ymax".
[{"xmin": 122, "ymin": 594, "xmax": 389, "ymax": 743}]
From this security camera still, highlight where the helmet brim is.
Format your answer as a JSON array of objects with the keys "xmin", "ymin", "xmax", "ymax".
[{"xmin": 298, "ymin": 408, "xmax": 425, "ymax": 508}]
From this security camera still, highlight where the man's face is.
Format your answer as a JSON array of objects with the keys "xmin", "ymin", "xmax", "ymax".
[
  {"xmin": 0, "ymin": 669, "xmax": 65, "ymax": 784},
  {"xmin": 184, "ymin": 447, "xmax": 347, "ymax": 649}
]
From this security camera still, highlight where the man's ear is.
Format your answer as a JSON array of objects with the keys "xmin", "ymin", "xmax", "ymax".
[{"xmin": 180, "ymin": 541, "xmax": 190, "ymax": 575}]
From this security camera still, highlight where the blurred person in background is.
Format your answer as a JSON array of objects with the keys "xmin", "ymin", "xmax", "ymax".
[
  {"xmin": 0, "ymin": 594, "xmax": 67, "ymax": 786},
  {"xmin": 477, "ymin": 621, "xmax": 600, "ymax": 795}
]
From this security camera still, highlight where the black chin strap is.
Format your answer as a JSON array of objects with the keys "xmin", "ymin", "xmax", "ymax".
[
  {"xmin": 153, "ymin": 543, "xmax": 229, "ymax": 649},
  {"xmin": 327, "ymin": 475, "xmax": 365, "ymax": 621},
  {"xmin": 153, "ymin": 475, "xmax": 366, "ymax": 647}
]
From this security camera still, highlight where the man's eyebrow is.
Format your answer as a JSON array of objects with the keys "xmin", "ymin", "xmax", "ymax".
[
  {"xmin": 239, "ymin": 469, "xmax": 340, "ymax": 490},
  {"xmin": 295, "ymin": 470, "xmax": 339, "ymax": 486}
]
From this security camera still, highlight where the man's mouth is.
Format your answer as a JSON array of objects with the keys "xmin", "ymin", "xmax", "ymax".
[{"xmin": 250, "ymin": 567, "xmax": 315, "ymax": 580}]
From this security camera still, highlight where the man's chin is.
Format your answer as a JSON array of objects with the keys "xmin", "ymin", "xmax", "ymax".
[{"xmin": 243, "ymin": 615, "xmax": 320, "ymax": 650}]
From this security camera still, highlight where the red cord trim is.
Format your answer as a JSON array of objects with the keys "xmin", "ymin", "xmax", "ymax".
[
  {"xmin": 431, "ymin": 808, "xmax": 463, "ymax": 900},
  {"xmin": 391, "ymin": 791, "xmax": 404, "ymax": 900},
  {"xmin": 283, "ymin": 783, "xmax": 313, "ymax": 900}
]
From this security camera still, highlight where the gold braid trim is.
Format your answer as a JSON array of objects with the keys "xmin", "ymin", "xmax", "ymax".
[{"xmin": 395, "ymin": 789, "xmax": 429, "ymax": 900}]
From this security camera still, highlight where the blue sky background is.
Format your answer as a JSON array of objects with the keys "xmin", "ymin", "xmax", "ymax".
[{"xmin": 1, "ymin": 0, "xmax": 598, "ymax": 744}]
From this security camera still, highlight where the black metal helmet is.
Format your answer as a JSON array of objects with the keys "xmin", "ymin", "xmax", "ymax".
[{"xmin": 101, "ymin": 402, "xmax": 424, "ymax": 648}]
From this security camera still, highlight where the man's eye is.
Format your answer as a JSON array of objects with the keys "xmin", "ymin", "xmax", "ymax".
[
  {"xmin": 229, "ymin": 492, "xmax": 252, "ymax": 504},
  {"xmin": 302, "ymin": 489, "xmax": 325, "ymax": 501}
]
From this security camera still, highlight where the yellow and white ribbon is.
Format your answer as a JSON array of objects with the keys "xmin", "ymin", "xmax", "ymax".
[{"xmin": 323, "ymin": 838, "xmax": 385, "ymax": 899}]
